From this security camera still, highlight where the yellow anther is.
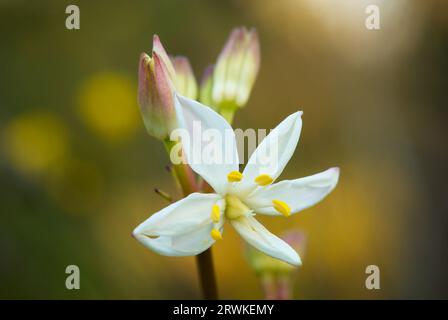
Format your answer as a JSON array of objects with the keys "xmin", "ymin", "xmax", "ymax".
[
  {"xmin": 254, "ymin": 174, "xmax": 273, "ymax": 186},
  {"xmin": 272, "ymin": 200, "xmax": 291, "ymax": 217},
  {"xmin": 210, "ymin": 228, "xmax": 222, "ymax": 241},
  {"xmin": 211, "ymin": 204, "xmax": 221, "ymax": 223},
  {"xmin": 227, "ymin": 170, "xmax": 243, "ymax": 182},
  {"xmin": 144, "ymin": 234, "xmax": 159, "ymax": 239}
]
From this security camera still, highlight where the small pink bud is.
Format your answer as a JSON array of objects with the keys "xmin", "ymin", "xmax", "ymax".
[
  {"xmin": 152, "ymin": 35, "xmax": 176, "ymax": 80},
  {"xmin": 171, "ymin": 56, "xmax": 198, "ymax": 99},
  {"xmin": 138, "ymin": 36, "xmax": 177, "ymax": 140}
]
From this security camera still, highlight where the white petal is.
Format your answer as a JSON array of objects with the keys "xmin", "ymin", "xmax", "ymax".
[
  {"xmin": 133, "ymin": 193, "xmax": 224, "ymax": 256},
  {"xmin": 246, "ymin": 167, "xmax": 340, "ymax": 215},
  {"xmin": 231, "ymin": 215, "xmax": 301, "ymax": 265},
  {"xmin": 174, "ymin": 94, "xmax": 239, "ymax": 195},
  {"xmin": 134, "ymin": 223, "xmax": 223, "ymax": 256},
  {"xmin": 238, "ymin": 112, "xmax": 302, "ymax": 193}
]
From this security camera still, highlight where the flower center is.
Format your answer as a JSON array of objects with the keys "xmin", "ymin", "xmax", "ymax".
[{"xmin": 224, "ymin": 195, "xmax": 251, "ymax": 220}]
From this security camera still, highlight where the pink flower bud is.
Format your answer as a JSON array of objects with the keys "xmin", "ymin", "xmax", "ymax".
[
  {"xmin": 138, "ymin": 36, "xmax": 177, "ymax": 140},
  {"xmin": 171, "ymin": 56, "xmax": 198, "ymax": 99}
]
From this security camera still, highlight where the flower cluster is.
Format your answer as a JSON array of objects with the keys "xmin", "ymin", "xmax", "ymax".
[
  {"xmin": 133, "ymin": 27, "xmax": 339, "ymax": 267},
  {"xmin": 138, "ymin": 27, "xmax": 260, "ymax": 140}
]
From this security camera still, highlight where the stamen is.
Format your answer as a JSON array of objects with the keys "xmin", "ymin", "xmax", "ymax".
[
  {"xmin": 227, "ymin": 170, "xmax": 243, "ymax": 182},
  {"xmin": 210, "ymin": 228, "xmax": 222, "ymax": 241},
  {"xmin": 211, "ymin": 204, "xmax": 221, "ymax": 223},
  {"xmin": 254, "ymin": 174, "xmax": 273, "ymax": 186},
  {"xmin": 154, "ymin": 188, "xmax": 173, "ymax": 203},
  {"xmin": 272, "ymin": 200, "xmax": 291, "ymax": 217},
  {"xmin": 144, "ymin": 234, "xmax": 160, "ymax": 239}
]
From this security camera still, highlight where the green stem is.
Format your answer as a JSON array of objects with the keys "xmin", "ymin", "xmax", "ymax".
[
  {"xmin": 220, "ymin": 107, "xmax": 235, "ymax": 124},
  {"xmin": 163, "ymin": 138, "xmax": 218, "ymax": 299},
  {"xmin": 163, "ymin": 139, "xmax": 197, "ymax": 196},
  {"xmin": 196, "ymin": 248, "xmax": 218, "ymax": 299},
  {"xmin": 218, "ymin": 101, "xmax": 238, "ymax": 125}
]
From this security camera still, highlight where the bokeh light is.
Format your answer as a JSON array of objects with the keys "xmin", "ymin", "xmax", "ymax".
[
  {"xmin": 77, "ymin": 72, "xmax": 139, "ymax": 141},
  {"xmin": 3, "ymin": 112, "xmax": 70, "ymax": 177}
]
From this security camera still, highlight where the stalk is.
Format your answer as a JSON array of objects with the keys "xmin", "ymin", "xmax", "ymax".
[
  {"xmin": 218, "ymin": 102, "xmax": 237, "ymax": 125},
  {"xmin": 260, "ymin": 274, "xmax": 276, "ymax": 300},
  {"xmin": 220, "ymin": 108, "xmax": 235, "ymax": 124},
  {"xmin": 196, "ymin": 248, "xmax": 218, "ymax": 299},
  {"xmin": 277, "ymin": 275, "xmax": 292, "ymax": 300}
]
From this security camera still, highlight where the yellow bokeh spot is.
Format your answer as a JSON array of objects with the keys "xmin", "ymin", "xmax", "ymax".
[
  {"xmin": 3, "ymin": 112, "xmax": 69, "ymax": 176},
  {"xmin": 78, "ymin": 72, "xmax": 139, "ymax": 140}
]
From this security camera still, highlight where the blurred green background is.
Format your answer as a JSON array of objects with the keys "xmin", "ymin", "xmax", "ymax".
[{"xmin": 1, "ymin": 0, "xmax": 447, "ymax": 299}]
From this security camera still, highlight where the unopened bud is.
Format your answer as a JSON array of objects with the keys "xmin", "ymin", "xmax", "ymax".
[
  {"xmin": 199, "ymin": 65, "xmax": 215, "ymax": 109},
  {"xmin": 152, "ymin": 35, "xmax": 176, "ymax": 80},
  {"xmin": 212, "ymin": 27, "xmax": 260, "ymax": 111},
  {"xmin": 138, "ymin": 36, "xmax": 177, "ymax": 140},
  {"xmin": 246, "ymin": 230, "xmax": 306, "ymax": 276},
  {"xmin": 171, "ymin": 56, "xmax": 198, "ymax": 99}
]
